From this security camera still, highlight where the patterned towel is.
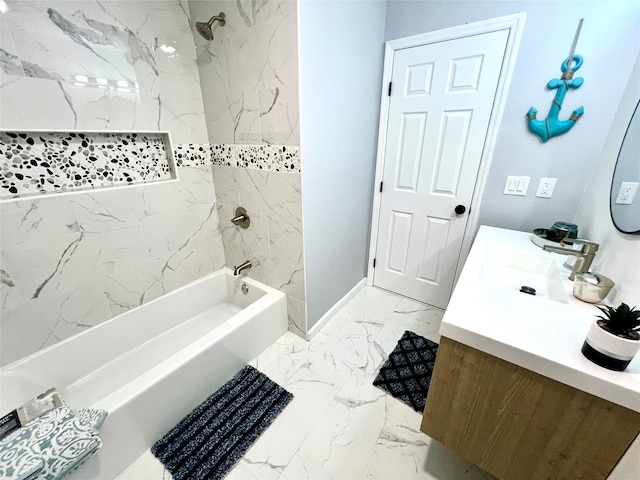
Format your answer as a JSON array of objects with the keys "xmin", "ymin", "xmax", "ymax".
[
  {"xmin": 0, "ymin": 406, "xmax": 104, "ymax": 480},
  {"xmin": 152, "ymin": 365, "xmax": 293, "ymax": 480}
]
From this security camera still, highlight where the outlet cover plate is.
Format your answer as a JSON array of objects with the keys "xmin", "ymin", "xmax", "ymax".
[
  {"xmin": 536, "ymin": 177, "xmax": 558, "ymax": 198},
  {"xmin": 615, "ymin": 181, "xmax": 639, "ymax": 205},
  {"xmin": 504, "ymin": 176, "xmax": 530, "ymax": 196}
]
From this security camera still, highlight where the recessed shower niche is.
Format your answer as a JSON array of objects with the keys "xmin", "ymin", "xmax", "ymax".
[{"xmin": 0, "ymin": 130, "xmax": 177, "ymax": 200}]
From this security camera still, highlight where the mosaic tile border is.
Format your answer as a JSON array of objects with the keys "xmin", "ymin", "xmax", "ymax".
[
  {"xmin": 173, "ymin": 144, "xmax": 211, "ymax": 167},
  {"xmin": 0, "ymin": 131, "xmax": 176, "ymax": 200},
  {"xmin": 211, "ymin": 144, "xmax": 301, "ymax": 173}
]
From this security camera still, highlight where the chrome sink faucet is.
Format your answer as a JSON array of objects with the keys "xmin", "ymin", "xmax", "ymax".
[
  {"xmin": 233, "ymin": 260, "xmax": 252, "ymax": 276},
  {"xmin": 543, "ymin": 239, "xmax": 599, "ymax": 281}
]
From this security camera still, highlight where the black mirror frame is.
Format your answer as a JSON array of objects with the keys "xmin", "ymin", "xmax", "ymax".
[{"xmin": 609, "ymin": 99, "xmax": 640, "ymax": 235}]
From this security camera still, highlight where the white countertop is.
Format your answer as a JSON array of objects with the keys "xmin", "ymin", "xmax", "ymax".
[{"xmin": 441, "ymin": 226, "xmax": 640, "ymax": 413}]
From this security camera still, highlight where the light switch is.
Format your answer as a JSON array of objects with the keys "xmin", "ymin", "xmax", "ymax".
[{"xmin": 504, "ymin": 176, "xmax": 530, "ymax": 196}]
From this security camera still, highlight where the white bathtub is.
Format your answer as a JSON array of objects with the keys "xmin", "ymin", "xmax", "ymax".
[{"xmin": 0, "ymin": 268, "xmax": 288, "ymax": 479}]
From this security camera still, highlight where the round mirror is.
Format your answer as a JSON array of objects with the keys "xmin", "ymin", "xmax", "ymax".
[{"xmin": 610, "ymin": 100, "xmax": 640, "ymax": 234}]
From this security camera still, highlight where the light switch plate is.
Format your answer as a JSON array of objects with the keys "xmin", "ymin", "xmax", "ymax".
[
  {"xmin": 536, "ymin": 177, "xmax": 557, "ymax": 198},
  {"xmin": 504, "ymin": 176, "xmax": 530, "ymax": 196},
  {"xmin": 615, "ymin": 181, "xmax": 639, "ymax": 205}
]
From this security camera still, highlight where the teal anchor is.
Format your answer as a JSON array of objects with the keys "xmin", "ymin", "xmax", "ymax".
[
  {"xmin": 527, "ymin": 55, "xmax": 584, "ymax": 142},
  {"xmin": 527, "ymin": 18, "xmax": 585, "ymax": 142}
]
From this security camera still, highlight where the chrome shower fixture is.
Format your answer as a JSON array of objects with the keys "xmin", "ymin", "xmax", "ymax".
[{"xmin": 195, "ymin": 12, "xmax": 226, "ymax": 41}]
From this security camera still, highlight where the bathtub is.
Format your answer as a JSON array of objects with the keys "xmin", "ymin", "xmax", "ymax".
[{"xmin": 0, "ymin": 269, "xmax": 288, "ymax": 479}]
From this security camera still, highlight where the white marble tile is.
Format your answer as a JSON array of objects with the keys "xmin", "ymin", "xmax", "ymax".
[
  {"xmin": 252, "ymin": 0, "xmax": 297, "ymax": 26},
  {"xmin": 256, "ymin": 254, "xmax": 305, "ymax": 301},
  {"xmin": 291, "ymin": 368, "xmax": 389, "ymax": 480},
  {"xmin": 0, "ymin": 232, "xmax": 92, "ymax": 301},
  {"xmin": 141, "ymin": 181, "xmax": 186, "ymax": 216},
  {"xmin": 204, "ymin": 88, "xmax": 261, "ymax": 144},
  {"xmin": 0, "ymin": 14, "xmax": 23, "ymax": 76},
  {"xmin": 259, "ymin": 85, "xmax": 300, "ymax": 145},
  {"xmin": 1, "ymin": 280, "xmax": 112, "ymax": 365},
  {"xmin": 251, "ymin": 331, "xmax": 310, "ymax": 385},
  {"xmin": 268, "ymin": 207, "xmax": 303, "ymax": 265},
  {"xmin": 102, "ymin": 259, "xmax": 169, "ymax": 316},
  {"xmin": 69, "ymin": 190, "xmax": 146, "ymax": 233},
  {"xmin": 0, "ymin": 1, "xmax": 208, "ymax": 143},
  {"xmin": 0, "ymin": 267, "xmax": 25, "ymax": 312},
  {"xmin": 251, "ymin": 14, "xmax": 298, "ymax": 90},
  {"xmin": 0, "ymin": 196, "xmax": 80, "ymax": 248},
  {"xmin": 286, "ymin": 295, "xmax": 307, "ymax": 338},
  {"xmin": 237, "ymin": 168, "xmax": 301, "ymax": 220},
  {"xmin": 177, "ymin": 165, "xmax": 215, "ymax": 207},
  {"xmin": 141, "ymin": 204, "xmax": 217, "ymax": 258},
  {"xmin": 0, "ymin": 75, "xmax": 81, "ymax": 130},
  {"xmin": 212, "ymin": 165, "xmax": 241, "ymax": 206},
  {"xmin": 102, "ymin": 235, "xmax": 224, "ymax": 315}
]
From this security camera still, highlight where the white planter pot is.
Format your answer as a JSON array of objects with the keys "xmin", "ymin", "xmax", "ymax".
[{"xmin": 582, "ymin": 321, "xmax": 640, "ymax": 371}]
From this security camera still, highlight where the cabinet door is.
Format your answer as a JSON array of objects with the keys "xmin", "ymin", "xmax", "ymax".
[{"xmin": 421, "ymin": 337, "xmax": 640, "ymax": 480}]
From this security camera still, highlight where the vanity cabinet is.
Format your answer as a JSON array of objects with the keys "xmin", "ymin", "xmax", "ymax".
[{"xmin": 421, "ymin": 337, "xmax": 640, "ymax": 480}]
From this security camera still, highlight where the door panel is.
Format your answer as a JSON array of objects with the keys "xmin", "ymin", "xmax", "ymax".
[
  {"xmin": 374, "ymin": 29, "xmax": 508, "ymax": 308},
  {"xmin": 396, "ymin": 113, "xmax": 427, "ymax": 191},
  {"xmin": 386, "ymin": 211, "xmax": 413, "ymax": 274}
]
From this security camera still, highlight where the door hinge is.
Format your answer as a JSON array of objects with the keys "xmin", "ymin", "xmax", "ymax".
[
  {"xmin": 373, "ymin": 258, "xmax": 377, "ymax": 268},
  {"xmin": 387, "ymin": 82, "xmax": 392, "ymax": 96},
  {"xmin": 379, "ymin": 181, "xmax": 383, "ymax": 193}
]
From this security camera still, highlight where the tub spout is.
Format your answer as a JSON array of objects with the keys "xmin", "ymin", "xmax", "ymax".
[{"xmin": 233, "ymin": 260, "xmax": 252, "ymax": 276}]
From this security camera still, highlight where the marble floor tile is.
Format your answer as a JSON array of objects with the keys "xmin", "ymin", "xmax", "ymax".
[{"xmin": 115, "ymin": 286, "xmax": 493, "ymax": 480}]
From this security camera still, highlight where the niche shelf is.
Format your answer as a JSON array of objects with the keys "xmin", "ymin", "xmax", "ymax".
[{"xmin": 0, "ymin": 130, "xmax": 176, "ymax": 200}]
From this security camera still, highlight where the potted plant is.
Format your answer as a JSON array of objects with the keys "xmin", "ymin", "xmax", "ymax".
[{"xmin": 581, "ymin": 303, "xmax": 640, "ymax": 371}]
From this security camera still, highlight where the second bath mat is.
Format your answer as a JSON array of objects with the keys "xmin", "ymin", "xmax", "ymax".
[
  {"xmin": 151, "ymin": 365, "xmax": 293, "ymax": 480},
  {"xmin": 373, "ymin": 330, "xmax": 438, "ymax": 413}
]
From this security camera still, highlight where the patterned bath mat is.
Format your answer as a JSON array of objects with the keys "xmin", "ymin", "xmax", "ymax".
[
  {"xmin": 373, "ymin": 330, "xmax": 438, "ymax": 412},
  {"xmin": 151, "ymin": 365, "xmax": 293, "ymax": 480}
]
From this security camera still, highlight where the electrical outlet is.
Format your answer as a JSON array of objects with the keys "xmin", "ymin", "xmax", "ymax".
[
  {"xmin": 536, "ymin": 177, "xmax": 558, "ymax": 198},
  {"xmin": 615, "ymin": 182, "xmax": 639, "ymax": 205},
  {"xmin": 504, "ymin": 176, "xmax": 530, "ymax": 196}
]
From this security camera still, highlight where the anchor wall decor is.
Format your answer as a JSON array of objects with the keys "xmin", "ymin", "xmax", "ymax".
[{"xmin": 527, "ymin": 19, "xmax": 585, "ymax": 142}]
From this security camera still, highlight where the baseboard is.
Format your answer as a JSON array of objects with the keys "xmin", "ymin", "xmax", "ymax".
[{"xmin": 307, "ymin": 278, "xmax": 366, "ymax": 340}]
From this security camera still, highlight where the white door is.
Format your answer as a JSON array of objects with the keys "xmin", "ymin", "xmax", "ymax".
[{"xmin": 373, "ymin": 30, "xmax": 509, "ymax": 308}]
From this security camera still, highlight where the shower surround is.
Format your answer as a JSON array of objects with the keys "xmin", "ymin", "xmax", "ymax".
[
  {"xmin": 190, "ymin": 0, "xmax": 306, "ymax": 335},
  {"xmin": 0, "ymin": 0, "xmax": 306, "ymax": 364}
]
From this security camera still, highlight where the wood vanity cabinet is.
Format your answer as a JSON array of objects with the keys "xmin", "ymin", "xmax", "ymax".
[{"xmin": 421, "ymin": 337, "xmax": 640, "ymax": 480}]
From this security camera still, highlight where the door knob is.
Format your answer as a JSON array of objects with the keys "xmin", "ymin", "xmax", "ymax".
[{"xmin": 455, "ymin": 205, "xmax": 466, "ymax": 215}]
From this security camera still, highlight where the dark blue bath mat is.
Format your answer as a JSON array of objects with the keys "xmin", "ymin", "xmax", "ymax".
[
  {"xmin": 151, "ymin": 365, "xmax": 293, "ymax": 480},
  {"xmin": 373, "ymin": 330, "xmax": 438, "ymax": 413}
]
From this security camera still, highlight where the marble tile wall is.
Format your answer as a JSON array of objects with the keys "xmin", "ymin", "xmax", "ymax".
[
  {"xmin": 0, "ymin": 165, "xmax": 225, "ymax": 365},
  {"xmin": 213, "ymin": 163, "xmax": 306, "ymax": 337},
  {"xmin": 189, "ymin": 0, "xmax": 306, "ymax": 335},
  {"xmin": 0, "ymin": 1, "xmax": 227, "ymax": 365},
  {"xmin": 188, "ymin": 0, "xmax": 300, "ymax": 146},
  {"xmin": 0, "ymin": 0, "xmax": 209, "ymax": 145}
]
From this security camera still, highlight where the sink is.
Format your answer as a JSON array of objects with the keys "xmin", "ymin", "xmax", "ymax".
[{"xmin": 478, "ymin": 246, "xmax": 568, "ymax": 303}]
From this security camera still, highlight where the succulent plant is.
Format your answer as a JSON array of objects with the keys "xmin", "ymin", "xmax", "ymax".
[{"xmin": 596, "ymin": 303, "xmax": 640, "ymax": 340}]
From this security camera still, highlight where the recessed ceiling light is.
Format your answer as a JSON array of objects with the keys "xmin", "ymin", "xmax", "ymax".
[
  {"xmin": 96, "ymin": 78, "xmax": 108, "ymax": 85},
  {"xmin": 117, "ymin": 80, "xmax": 129, "ymax": 87},
  {"xmin": 74, "ymin": 74, "xmax": 89, "ymax": 82}
]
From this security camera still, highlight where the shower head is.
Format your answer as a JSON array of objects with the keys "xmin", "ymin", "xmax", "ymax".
[{"xmin": 195, "ymin": 12, "xmax": 226, "ymax": 41}]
